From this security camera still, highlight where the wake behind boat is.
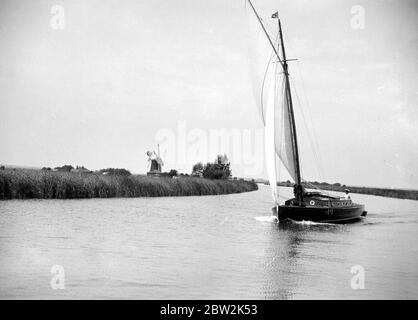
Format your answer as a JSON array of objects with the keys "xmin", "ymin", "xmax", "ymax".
[{"xmin": 247, "ymin": 0, "xmax": 367, "ymax": 223}]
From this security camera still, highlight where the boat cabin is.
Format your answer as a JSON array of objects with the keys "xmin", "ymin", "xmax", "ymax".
[{"xmin": 285, "ymin": 192, "xmax": 356, "ymax": 208}]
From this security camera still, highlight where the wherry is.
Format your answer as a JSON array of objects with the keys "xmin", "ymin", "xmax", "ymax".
[{"xmin": 247, "ymin": 0, "xmax": 367, "ymax": 223}]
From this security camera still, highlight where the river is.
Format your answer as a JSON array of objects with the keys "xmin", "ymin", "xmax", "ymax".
[{"xmin": 0, "ymin": 185, "xmax": 417, "ymax": 299}]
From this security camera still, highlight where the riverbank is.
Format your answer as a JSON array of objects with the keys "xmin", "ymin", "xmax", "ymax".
[
  {"xmin": 0, "ymin": 169, "xmax": 258, "ymax": 200},
  {"xmin": 276, "ymin": 181, "xmax": 418, "ymax": 201}
]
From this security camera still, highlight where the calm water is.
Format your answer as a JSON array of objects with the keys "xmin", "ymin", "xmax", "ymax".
[{"xmin": 0, "ymin": 185, "xmax": 417, "ymax": 299}]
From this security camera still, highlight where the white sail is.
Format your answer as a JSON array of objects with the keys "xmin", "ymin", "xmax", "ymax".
[
  {"xmin": 263, "ymin": 63, "xmax": 298, "ymax": 190},
  {"xmin": 275, "ymin": 81, "xmax": 298, "ymax": 182},
  {"xmin": 246, "ymin": 4, "xmax": 276, "ymax": 126},
  {"xmin": 264, "ymin": 63, "xmax": 279, "ymax": 204}
]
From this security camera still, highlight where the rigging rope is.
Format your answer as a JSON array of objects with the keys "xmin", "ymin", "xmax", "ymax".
[
  {"xmin": 294, "ymin": 60, "xmax": 326, "ymax": 181},
  {"xmin": 290, "ymin": 75, "xmax": 325, "ymax": 185},
  {"xmin": 278, "ymin": 37, "xmax": 326, "ymax": 184}
]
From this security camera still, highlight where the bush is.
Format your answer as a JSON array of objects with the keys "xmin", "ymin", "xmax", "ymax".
[
  {"xmin": 203, "ymin": 163, "xmax": 231, "ymax": 180},
  {"xmin": 168, "ymin": 169, "xmax": 178, "ymax": 177},
  {"xmin": 54, "ymin": 165, "xmax": 73, "ymax": 172}
]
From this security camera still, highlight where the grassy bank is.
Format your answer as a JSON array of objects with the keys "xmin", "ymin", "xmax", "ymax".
[
  {"xmin": 0, "ymin": 169, "xmax": 258, "ymax": 200},
  {"xmin": 276, "ymin": 181, "xmax": 418, "ymax": 201}
]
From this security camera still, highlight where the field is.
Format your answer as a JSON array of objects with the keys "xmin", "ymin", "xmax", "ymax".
[{"xmin": 0, "ymin": 169, "xmax": 258, "ymax": 200}]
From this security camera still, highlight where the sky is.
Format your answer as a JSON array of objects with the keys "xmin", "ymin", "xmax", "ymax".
[{"xmin": 0, "ymin": 0, "xmax": 417, "ymax": 189}]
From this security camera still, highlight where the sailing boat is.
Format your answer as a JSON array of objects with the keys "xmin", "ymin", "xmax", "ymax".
[{"xmin": 248, "ymin": 0, "xmax": 367, "ymax": 223}]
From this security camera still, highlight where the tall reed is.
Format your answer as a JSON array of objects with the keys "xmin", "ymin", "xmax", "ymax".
[{"xmin": 0, "ymin": 169, "xmax": 258, "ymax": 200}]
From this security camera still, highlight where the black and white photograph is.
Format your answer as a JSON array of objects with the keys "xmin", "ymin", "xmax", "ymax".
[{"xmin": 0, "ymin": 0, "xmax": 417, "ymax": 306}]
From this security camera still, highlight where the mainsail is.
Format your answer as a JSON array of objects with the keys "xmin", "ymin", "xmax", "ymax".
[
  {"xmin": 263, "ymin": 61, "xmax": 298, "ymax": 202},
  {"xmin": 275, "ymin": 77, "xmax": 298, "ymax": 182}
]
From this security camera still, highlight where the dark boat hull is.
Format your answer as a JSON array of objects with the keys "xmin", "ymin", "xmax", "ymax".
[{"xmin": 273, "ymin": 203, "xmax": 366, "ymax": 223}]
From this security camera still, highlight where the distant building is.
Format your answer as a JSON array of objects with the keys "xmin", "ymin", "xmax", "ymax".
[{"xmin": 147, "ymin": 150, "xmax": 164, "ymax": 176}]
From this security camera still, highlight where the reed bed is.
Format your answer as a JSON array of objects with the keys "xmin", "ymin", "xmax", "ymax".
[{"xmin": 0, "ymin": 169, "xmax": 258, "ymax": 200}]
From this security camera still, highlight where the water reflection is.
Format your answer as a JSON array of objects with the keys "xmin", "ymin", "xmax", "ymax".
[{"xmin": 263, "ymin": 221, "xmax": 349, "ymax": 299}]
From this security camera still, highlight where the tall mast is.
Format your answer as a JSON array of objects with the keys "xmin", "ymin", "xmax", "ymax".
[{"xmin": 277, "ymin": 18, "xmax": 303, "ymax": 201}]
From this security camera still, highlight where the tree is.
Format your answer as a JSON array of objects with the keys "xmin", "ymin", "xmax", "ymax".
[
  {"xmin": 192, "ymin": 162, "xmax": 204, "ymax": 177},
  {"xmin": 203, "ymin": 162, "xmax": 231, "ymax": 180},
  {"xmin": 168, "ymin": 169, "xmax": 178, "ymax": 177},
  {"xmin": 54, "ymin": 165, "xmax": 73, "ymax": 172},
  {"xmin": 215, "ymin": 154, "xmax": 229, "ymax": 165}
]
